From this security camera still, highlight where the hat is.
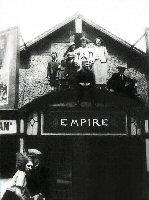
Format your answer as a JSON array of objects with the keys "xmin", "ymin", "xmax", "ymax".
[
  {"xmin": 67, "ymin": 52, "xmax": 75, "ymax": 58},
  {"xmin": 80, "ymin": 37, "xmax": 88, "ymax": 42},
  {"xmin": 51, "ymin": 52, "xmax": 57, "ymax": 57},
  {"xmin": 117, "ymin": 66, "xmax": 126, "ymax": 70},
  {"xmin": 28, "ymin": 149, "xmax": 42, "ymax": 157},
  {"xmin": 69, "ymin": 42, "xmax": 75, "ymax": 47}
]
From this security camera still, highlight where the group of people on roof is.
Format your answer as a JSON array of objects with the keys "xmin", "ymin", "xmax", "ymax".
[
  {"xmin": 47, "ymin": 37, "xmax": 109, "ymax": 87},
  {"xmin": 47, "ymin": 36, "xmax": 138, "ymax": 106}
]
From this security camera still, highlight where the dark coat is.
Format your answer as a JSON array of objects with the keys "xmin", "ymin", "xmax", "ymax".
[
  {"xmin": 47, "ymin": 60, "xmax": 59, "ymax": 76},
  {"xmin": 26, "ymin": 165, "xmax": 50, "ymax": 199},
  {"xmin": 64, "ymin": 59, "xmax": 78, "ymax": 87},
  {"xmin": 107, "ymin": 72, "xmax": 137, "ymax": 96},
  {"xmin": 76, "ymin": 68, "xmax": 96, "ymax": 105},
  {"xmin": 76, "ymin": 68, "xmax": 95, "ymax": 86},
  {"xmin": 47, "ymin": 60, "xmax": 59, "ymax": 87}
]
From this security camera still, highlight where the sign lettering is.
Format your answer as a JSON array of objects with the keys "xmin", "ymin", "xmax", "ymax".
[
  {"xmin": 43, "ymin": 111, "xmax": 127, "ymax": 134},
  {"xmin": 0, "ymin": 120, "xmax": 17, "ymax": 134}
]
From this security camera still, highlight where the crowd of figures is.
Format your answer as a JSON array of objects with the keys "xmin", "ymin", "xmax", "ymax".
[{"xmin": 47, "ymin": 37, "xmax": 138, "ymax": 106}]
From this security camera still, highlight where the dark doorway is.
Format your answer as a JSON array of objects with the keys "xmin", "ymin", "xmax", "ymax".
[
  {"xmin": 86, "ymin": 137, "xmax": 145, "ymax": 200},
  {"xmin": 26, "ymin": 136, "xmax": 145, "ymax": 200}
]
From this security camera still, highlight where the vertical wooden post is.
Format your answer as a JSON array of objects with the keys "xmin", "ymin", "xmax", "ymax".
[
  {"xmin": 145, "ymin": 28, "xmax": 149, "ymax": 71},
  {"xmin": 37, "ymin": 111, "xmax": 41, "ymax": 135},
  {"xmin": 20, "ymin": 119, "xmax": 24, "ymax": 133},
  {"xmin": 146, "ymin": 139, "xmax": 149, "ymax": 172},
  {"xmin": 19, "ymin": 138, "xmax": 24, "ymax": 153},
  {"xmin": 19, "ymin": 119, "xmax": 25, "ymax": 153},
  {"xmin": 145, "ymin": 28, "xmax": 149, "ymax": 100}
]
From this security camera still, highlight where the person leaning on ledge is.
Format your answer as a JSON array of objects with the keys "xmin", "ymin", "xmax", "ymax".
[{"xmin": 107, "ymin": 66, "xmax": 137, "ymax": 97}]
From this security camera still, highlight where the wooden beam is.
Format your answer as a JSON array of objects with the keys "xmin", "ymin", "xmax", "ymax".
[{"xmin": 20, "ymin": 119, "xmax": 24, "ymax": 133}]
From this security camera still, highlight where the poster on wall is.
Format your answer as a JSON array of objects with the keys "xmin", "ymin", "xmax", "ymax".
[{"xmin": 0, "ymin": 27, "xmax": 19, "ymax": 106}]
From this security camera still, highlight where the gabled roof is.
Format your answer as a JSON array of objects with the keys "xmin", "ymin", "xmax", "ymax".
[{"xmin": 20, "ymin": 12, "xmax": 146, "ymax": 56}]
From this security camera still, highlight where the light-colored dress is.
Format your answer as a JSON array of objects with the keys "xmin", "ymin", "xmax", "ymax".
[{"xmin": 92, "ymin": 46, "xmax": 108, "ymax": 84}]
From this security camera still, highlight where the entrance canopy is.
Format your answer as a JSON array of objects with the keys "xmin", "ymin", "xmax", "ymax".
[{"xmin": 19, "ymin": 88, "xmax": 149, "ymax": 136}]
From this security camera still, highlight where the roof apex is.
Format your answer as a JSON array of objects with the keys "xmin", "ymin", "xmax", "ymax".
[{"xmin": 20, "ymin": 13, "xmax": 146, "ymax": 56}]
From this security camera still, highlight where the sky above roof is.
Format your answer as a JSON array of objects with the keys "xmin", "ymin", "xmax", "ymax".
[{"xmin": 0, "ymin": 0, "xmax": 148, "ymax": 52}]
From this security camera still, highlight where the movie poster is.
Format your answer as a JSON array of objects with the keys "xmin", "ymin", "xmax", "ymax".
[{"xmin": 0, "ymin": 27, "xmax": 19, "ymax": 106}]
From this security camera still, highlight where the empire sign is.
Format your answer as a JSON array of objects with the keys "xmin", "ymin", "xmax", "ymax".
[{"xmin": 43, "ymin": 111, "xmax": 127, "ymax": 134}]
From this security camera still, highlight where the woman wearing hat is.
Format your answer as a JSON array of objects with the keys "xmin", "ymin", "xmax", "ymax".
[
  {"xmin": 1, "ymin": 153, "xmax": 33, "ymax": 200},
  {"xmin": 64, "ymin": 42, "xmax": 76, "ymax": 59},
  {"xmin": 92, "ymin": 37, "xmax": 109, "ymax": 87}
]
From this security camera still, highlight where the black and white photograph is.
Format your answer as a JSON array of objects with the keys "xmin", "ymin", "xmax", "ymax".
[{"xmin": 0, "ymin": 0, "xmax": 149, "ymax": 200}]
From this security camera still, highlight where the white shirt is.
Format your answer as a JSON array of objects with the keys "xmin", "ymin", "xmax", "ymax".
[
  {"xmin": 7, "ymin": 170, "xmax": 27, "ymax": 194},
  {"xmin": 74, "ymin": 47, "xmax": 90, "ymax": 60}
]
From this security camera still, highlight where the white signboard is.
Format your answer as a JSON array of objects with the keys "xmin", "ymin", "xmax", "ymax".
[{"xmin": 0, "ymin": 120, "xmax": 17, "ymax": 134}]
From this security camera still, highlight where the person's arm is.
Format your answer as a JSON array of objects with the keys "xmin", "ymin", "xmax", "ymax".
[
  {"xmin": 47, "ymin": 63, "xmax": 51, "ymax": 77},
  {"xmin": 24, "ymin": 186, "xmax": 31, "ymax": 199},
  {"xmin": 104, "ymin": 47, "xmax": 108, "ymax": 61},
  {"xmin": 15, "ymin": 171, "xmax": 28, "ymax": 200},
  {"xmin": 15, "ymin": 187, "xmax": 26, "ymax": 200}
]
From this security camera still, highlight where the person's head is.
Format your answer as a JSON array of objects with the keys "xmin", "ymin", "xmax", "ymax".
[
  {"xmin": 66, "ymin": 52, "xmax": 75, "ymax": 61},
  {"xmin": 80, "ymin": 37, "xmax": 87, "ymax": 48},
  {"xmin": 95, "ymin": 37, "xmax": 104, "ymax": 47},
  {"xmin": 51, "ymin": 52, "xmax": 57, "ymax": 60},
  {"xmin": 82, "ymin": 60, "xmax": 89, "ymax": 70},
  {"xmin": 117, "ymin": 66, "xmax": 126, "ymax": 74},
  {"xmin": 25, "ymin": 160, "xmax": 33, "ymax": 173},
  {"xmin": 27, "ymin": 149, "xmax": 42, "ymax": 168},
  {"xmin": 16, "ymin": 153, "xmax": 33, "ymax": 172}
]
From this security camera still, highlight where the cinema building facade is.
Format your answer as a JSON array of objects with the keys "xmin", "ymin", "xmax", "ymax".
[{"xmin": 0, "ymin": 14, "xmax": 149, "ymax": 200}]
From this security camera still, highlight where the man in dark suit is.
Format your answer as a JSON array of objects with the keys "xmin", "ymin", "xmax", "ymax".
[
  {"xmin": 26, "ymin": 149, "xmax": 50, "ymax": 200},
  {"xmin": 64, "ymin": 52, "xmax": 79, "ymax": 88},
  {"xmin": 76, "ymin": 60, "xmax": 96, "ymax": 107},
  {"xmin": 47, "ymin": 52, "xmax": 59, "ymax": 90},
  {"xmin": 107, "ymin": 66, "xmax": 137, "ymax": 97}
]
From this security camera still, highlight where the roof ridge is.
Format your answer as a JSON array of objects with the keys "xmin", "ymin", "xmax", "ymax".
[{"xmin": 20, "ymin": 13, "xmax": 146, "ymax": 56}]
